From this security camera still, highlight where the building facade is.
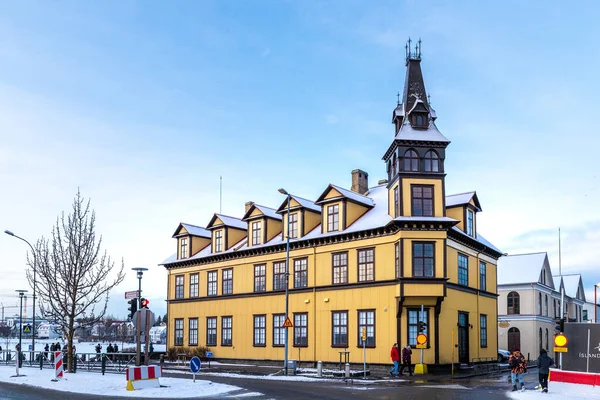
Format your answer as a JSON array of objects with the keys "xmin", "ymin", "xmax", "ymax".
[{"xmin": 161, "ymin": 44, "xmax": 502, "ymax": 367}]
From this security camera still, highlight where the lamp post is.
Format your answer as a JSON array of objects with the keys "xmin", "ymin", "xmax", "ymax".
[
  {"xmin": 595, "ymin": 283, "xmax": 600, "ymax": 323},
  {"xmin": 132, "ymin": 267, "xmax": 148, "ymax": 366},
  {"xmin": 278, "ymin": 188, "xmax": 291, "ymax": 376},
  {"xmin": 16, "ymin": 290, "xmax": 28, "ymax": 370},
  {"xmin": 5, "ymin": 230, "xmax": 37, "ymax": 359}
]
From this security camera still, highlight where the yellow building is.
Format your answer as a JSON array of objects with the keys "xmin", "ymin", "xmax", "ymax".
[{"xmin": 161, "ymin": 44, "xmax": 502, "ymax": 368}]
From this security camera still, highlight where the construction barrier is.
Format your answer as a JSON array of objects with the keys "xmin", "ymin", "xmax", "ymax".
[
  {"xmin": 54, "ymin": 351, "xmax": 64, "ymax": 380},
  {"xmin": 125, "ymin": 365, "xmax": 161, "ymax": 391},
  {"xmin": 549, "ymin": 368, "xmax": 598, "ymax": 386}
]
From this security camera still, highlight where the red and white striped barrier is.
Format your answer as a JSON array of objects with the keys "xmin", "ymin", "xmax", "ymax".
[
  {"xmin": 549, "ymin": 368, "xmax": 600, "ymax": 386},
  {"xmin": 125, "ymin": 365, "xmax": 162, "ymax": 391},
  {"xmin": 54, "ymin": 351, "xmax": 64, "ymax": 380}
]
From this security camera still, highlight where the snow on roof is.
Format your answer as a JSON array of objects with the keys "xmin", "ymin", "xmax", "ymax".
[
  {"xmin": 292, "ymin": 195, "xmax": 321, "ymax": 212},
  {"xmin": 561, "ymin": 274, "xmax": 584, "ymax": 300},
  {"xmin": 394, "ymin": 216, "xmax": 458, "ymax": 223},
  {"xmin": 326, "ymin": 184, "xmax": 374, "ymax": 207},
  {"xmin": 394, "ymin": 118, "xmax": 450, "ymax": 143},
  {"xmin": 246, "ymin": 204, "xmax": 282, "ymax": 220},
  {"xmin": 160, "ymin": 253, "xmax": 177, "ymax": 265},
  {"xmin": 446, "ymin": 192, "xmax": 476, "ymax": 208},
  {"xmin": 180, "ymin": 223, "xmax": 211, "ymax": 238},
  {"xmin": 449, "ymin": 226, "xmax": 502, "ymax": 255},
  {"xmin": 213, "ymin": 214, "xmax": 247, "ymax": 230},
  {"xmin": 553, "ymin": 276, "xmax": 562, "ymax": 291},
  {"xmin": 497, "ymin": 252, "xmax": 547, "ymax": 285}
]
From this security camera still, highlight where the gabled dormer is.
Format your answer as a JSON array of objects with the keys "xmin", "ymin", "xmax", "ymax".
[
  {"xmin": 276, "ymin": 194, "xmax": 321, "ymax": 239},
  {"xmin": 445, "ymin": 192, "xmax": 481, "ymax": 237},
  {"xmin": 206, "ymin": 214, "xmax": 247, "ymax": 253},
  {"xmin": 242, "ymin": 203, "xmax": 282, "ymax": 247},
  {"xmin": 172, "ymin": 223, "xmax": 211, "ymax": 260},
  {"xmin": 538, "ymin": 254, "xmax": 554, "ymax": 288},
  {"xmin": 315, "ymin": 184, "xmax": 374, "ymax": 234}
]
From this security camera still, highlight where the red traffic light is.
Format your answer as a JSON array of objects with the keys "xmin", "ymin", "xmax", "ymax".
[{"xmin": 141, "ymin": 298, "xmax": 149, "ymax": 308}]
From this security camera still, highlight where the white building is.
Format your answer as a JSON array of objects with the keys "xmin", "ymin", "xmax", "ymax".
[
  {"xmin": 37, "ymin": 323, "xmax": 62, "ymax": 339},
  {"xmin": 149, "ymin": 326, "xmax": 166, "ymax": 344}
]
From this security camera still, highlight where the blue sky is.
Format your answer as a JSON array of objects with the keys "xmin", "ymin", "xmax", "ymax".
[{"xmin": 1, "ymin": 1, "xmax": 599, "ymax": 319}]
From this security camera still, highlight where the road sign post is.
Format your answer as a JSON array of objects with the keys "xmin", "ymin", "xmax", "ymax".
[
  {"xmin": 361, "ymin": 327, "xmax": 367, "ymax": 379},
  {"xmin": 554, "ymin": 333, "xmax": 568, "ymax": 353},
  {"xmin": 190, "ymin": 356, "xmax": 201, "ymax": 382},
  {"xmin": 125, "ymin": 290, "xmax": 140, "ymax": 299}
]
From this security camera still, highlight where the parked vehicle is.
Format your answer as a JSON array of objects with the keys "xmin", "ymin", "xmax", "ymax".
[{"xmin": 498, "ymin": 349, "xmax": 511, "ymax": 363}]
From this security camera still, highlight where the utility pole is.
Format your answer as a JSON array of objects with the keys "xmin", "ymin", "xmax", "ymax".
[{"xmin": 132, "ymin": 268, "xmax": 148, "ymax": 366}]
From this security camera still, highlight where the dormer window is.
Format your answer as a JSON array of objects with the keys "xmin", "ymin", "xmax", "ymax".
[
  {"xmin": 424, "ymin": 150, "xmax": 439, "ymax": 172},
  {"xmin": 180, "ymin": 238, "xmax": 188, "ymax": 258},
  {"xmin": 215, "ymin": 230, "xmax": 223, "ymax": 252},
  {"xmin": 466, "ymin": 209, "xmax": 474, "ymax": 236},
  {"xmin": 416, "ymin": 114, "xmax": 424, "ymax": 125},
  {"xmin": 403, "ymin": 150, "xmax": 419, "ymax": 172},
  {"xmin": 289, "ymin": 213, "xmax": 298, "ymax": 239},
  {"xmin": 327, "ymin": 204, "xmax": 339, "ymax": 232},
  {"xmin": 252, "ymin": 221, "xmax": 261, "ymax": 246}
]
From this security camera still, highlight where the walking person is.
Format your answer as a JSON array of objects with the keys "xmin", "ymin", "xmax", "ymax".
[
  {"xmin": 389, "ymin": 343, "xmax": 400, "ymax": 377},
  {"xmin": 400, "ymin": 344, "xmax": 413, "ymax": 376},
  {"xmin": 509, "ymin": 348, "xmax": 527, "ymax": 391},
  {"xmin": 537, "ymin": 349, "xmax": 554, "ymax": 393}
]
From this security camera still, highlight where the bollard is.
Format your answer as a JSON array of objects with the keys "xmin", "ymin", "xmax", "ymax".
[
  {"xmin": 317, "ymin": 361, "xmax": 323, "ymax": 377},
  {"xmin": 39, "ymin": 352, "xmax": 43, "ymax": 370},
  {"xmin": 345, "ymin": 362, "xmax": 350, "ymax": 378},
  {"xmin": 101, "ymin": 354, "xmax": 106, "ymax": 375},
  {"xmin": 73, "ymin": 354, "xmax": 77, "ymax": 373},
  {"xmin": 159, "ymin": 354, "xmax": 164, "ymax": 366}
]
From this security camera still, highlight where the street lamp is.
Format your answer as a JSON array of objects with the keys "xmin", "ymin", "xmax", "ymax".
[
  {"xmin": 5, "ymin": 230, "xmax": 37, "ymax": 359},
  {"xmin": 15, "ymin": 290, "xmax": 28, "ymax": 369},
  {"xmin": 278, "ymin": 188, "xmax": 291, "ymax": 376},
  {"xmin": 595, "ymin": 283, "xmax": 600, "ymax": 323},
  {"xmin": 131, "ymin": 267, "xmax": 148, "ymax": 366}
]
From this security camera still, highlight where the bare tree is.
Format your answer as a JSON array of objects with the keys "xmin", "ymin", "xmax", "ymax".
[{"xmin": 27, "ymin": 190, "xmax": 125, "ymax": 372}]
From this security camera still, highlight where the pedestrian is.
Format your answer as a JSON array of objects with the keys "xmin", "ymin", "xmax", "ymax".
[
  {"xmin": 44, "ymin": 343, "xmax": 49, "ymax": 360},
  {"xmin": 400, "ymin": 344, "xmax": 413, "ymax": 376},
  {"xmin": 95, "ymin": 343, "xmax": 102, "ymax": 361},
  {"xmin": 509, "ymin": 348, "xmax": 527, "ymax": 391},
  {"xmin": 389, "ymin": 343, "xmax": 400, "ymax": 377},
  {"xmin": 114, "ymin": 343, "xmax": 118, "ymax": 353},
  {"xmin": 107, "ymin": 343, "xmax": 114, "ymax": 353},
  {"xmin": 537, "ymin": 349, "xmax": 554, "ymax": 393}
]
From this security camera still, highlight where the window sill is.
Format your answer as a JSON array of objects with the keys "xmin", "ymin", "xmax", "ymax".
[
  {"xmin": 206, "ymin": 344, "xmax": 217, "ymax": 347},
  {"xmin": 253, "ymin": 344, "xmax": 266, "ymax": 348},
  {"xmin": 332, "ymin": 345, "xmax": 349, "ymax": 349},
  {"xmin": 293, "ymin": 345, "xmax": 309, "ymax": 348},
  {"xmin": 221, "ymin": 344, "xmax": 232, "ymax": 347},
  {"xmin": 357, "ymin": 345, "xmax": 376, "ymax": 349},
  {"xmin": 189, "ymin": 343, "xmax": 198, "ymax": 347}
]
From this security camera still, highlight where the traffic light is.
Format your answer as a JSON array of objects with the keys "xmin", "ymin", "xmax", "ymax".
[
  {"xmin": 127, "ymin": 298, "xmax": 137, "ymax": 320},
  {"xmin": 140, "ymin": 298, "xmax": 149, "ymax": 308},
  {"xmin": 417, "ymin": 321, "xmax": 427, "ymax": 333},
  {"xmin": 555, "ymin": 318, "xmax": 564, "ymax": 333}
]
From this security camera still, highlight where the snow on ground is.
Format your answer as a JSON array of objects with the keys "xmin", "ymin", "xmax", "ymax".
[
  {"xmin": 0, "ymin": 365, "xmax": 245, "ymax": 398},
  {"xmin": 1, "ymin": 338, "xmax": 166, "ymax": 354},
  {"xmin": 507, "ymin": 382, "xmax": 600, "ymax": 399}
]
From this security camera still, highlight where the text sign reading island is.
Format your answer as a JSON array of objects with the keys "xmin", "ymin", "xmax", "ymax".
[{"xmin": 282, "ymin": 317, "xmax": 293, "ymax": 328}]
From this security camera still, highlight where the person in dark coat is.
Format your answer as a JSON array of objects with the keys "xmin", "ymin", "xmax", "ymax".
[
  {"xmin": 400, "ymin": 344, "xmax": 413, "ymax": 376},
  {"xmin": 537, "ymin": 349, "xmax": 554, "ymax": 393},
  {"xmin": 114, "ymin": 343, "xmax": 118, "ymax": 352},
  {"xmin": 509, "ymin": 348, "xmax": 527, "ymax": 391},
  {"xmin": 389, "ymin": 343, "xmax": 400, "ymax": 376}
]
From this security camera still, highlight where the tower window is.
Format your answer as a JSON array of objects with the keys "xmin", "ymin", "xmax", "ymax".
[
  {"xmin": 416, "ymin": 114, "xmax": 424, "ymax": 126},
  {"xmin": 403, "ymin": 150, "xmax": 419, "ymax": 172},
  {"xmin": 424, "ymin": 150, "xmax": 440, "ymax": 172},
  {"xmin": 466, "ymin": 209, "xmax": 474, "ymax": 236},
  {"xmin": 411, "ymin": 185, "xmax": 433, "ymax": 216}
]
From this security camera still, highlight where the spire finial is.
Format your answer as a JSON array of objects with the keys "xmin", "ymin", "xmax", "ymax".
[
  {"xmin": 397, "ymin": 91, "xmax": 400, "ymax": 105},
  {"xmin": 427, "ymin": 93, "xmax": 431, "ymax": 105}
]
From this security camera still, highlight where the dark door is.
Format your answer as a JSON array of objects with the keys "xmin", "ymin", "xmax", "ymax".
[
  {"xmin": 508, "ymin": 327, "xmax": 520, "ymax": 353},
  {"xmin": 458, "ymin": 312, "xmax": 469, "ymax": 364}
]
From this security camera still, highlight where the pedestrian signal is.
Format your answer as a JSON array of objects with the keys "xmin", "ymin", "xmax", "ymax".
[{"xmin": 127, "ymin": 298, "xmax": 137, "ymax": 320}]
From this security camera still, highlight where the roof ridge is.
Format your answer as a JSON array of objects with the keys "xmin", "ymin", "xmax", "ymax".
[
  {"xmin": 505, "ymin": 251, "xmax": 547, "ymax": 257},
  {"xmin": 215, "ymin": 213, "xmax": 244, "ymax": 220},
  {"xmin": 330, "ymin": 183, "xmax": 373, "ymax": 199},
  {"xmin": 446, "ymin": 191, "xmax": 476, "ymax": 197},
  {"xmin": 181, "ymin": 222, "xmax": 206, "ymax": 228},
  {"xmin": 291, "ymin": 194, "xmax": 316, "ymax": 203}
]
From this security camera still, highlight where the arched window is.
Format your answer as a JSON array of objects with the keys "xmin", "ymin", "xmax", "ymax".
[
  {"xmin": 507, "ymin": 291, "xmax": 520, "ymax": 315},
  {"xmin": 545, "ymin": 328, "xmax": 549, "ymax": 351},
  {"xmin": 403, "ymin": 150, "xmax": 419, "ymax": 172},
  {"xmin": 539, "ymin": 328, "xmax": 543, "ymax": 352},
  {"xmin": 508, "ymin": 328, "xmax": 520, "ymax": 352},
  {"xmin": 416, "ymin": 114, "xmax": 424, "ymax": 125},
  {"xmin": 544, "ymin": 295, "xmax": 548, "ymax": 316},
  {"xmin": 538, "ymin": 293, "xmax": 542, "ymax": 315},
  {"xmin": 392, "ymin": 153, "xmax": 397, "ymax": 176},
  {"xmin": 424, "ymin": 150, "xmax": 440, "ymax": 172}
]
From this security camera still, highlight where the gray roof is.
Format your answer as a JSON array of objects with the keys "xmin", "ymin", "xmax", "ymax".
[
  {"xmin": 395, "ymin": 118, "xmax": 450, "ymax": 143},
  {"xmin": 212, "ymin": 214, "xmax": 247, "ymax": 230},
  {"xmin": 446, "ymin": 192, "xmax": 475, "ymax": 208},
  {"xmin": 561, "ymin": 274, "xmax": 585, "ymax": 301},
  {"xmin": 497, "ymin": 252, "xmax": 547, "ymax": 285},
  {"xmin": 317, "ymin": 184, "xmax": 374, "ymax": 207},
  {"xmin": 180, "ymin": 223, "xmax": 211, "ymax": 238}
]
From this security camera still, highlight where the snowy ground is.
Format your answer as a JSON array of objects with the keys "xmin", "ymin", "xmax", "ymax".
[
  {"xmin": 0, "ymin": 338, "xmax": 166, "ymax": 354},
  {"xmin": 507, "ymin": 382, "xmax": 600, "ymax": 399},
  {"xmin": 0, "ymin": 364, "xmax": 245, "ymax": 398}
]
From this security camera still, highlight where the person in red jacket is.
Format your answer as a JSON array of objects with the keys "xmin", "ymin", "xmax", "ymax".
[{"xmin": 389, "ymin": 343, "xmax": 400, "ymax": 377}]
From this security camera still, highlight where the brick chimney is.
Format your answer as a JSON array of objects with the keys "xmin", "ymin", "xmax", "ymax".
[
  {"xmin": 245, "ymin": 201, "xmax": 254, "ymax": 213},
  {"xmin": 351, "ymin": 169, "xmax": 369, "ymax": 195}
]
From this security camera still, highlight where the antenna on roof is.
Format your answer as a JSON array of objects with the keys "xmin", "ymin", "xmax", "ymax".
[
  {"xmin": 220, "ymin": 176, "xmax": 223, "ymax": 214},
  {"xmin": 558, "ymin": 227, "xmax": 562, "ymax": 276},
  {"xmin": 396, "ymin": 91, "xmax": 400, "ymax": 105},
  {"xmin": 417, "ymin": 38, "xmax": 422, "ymax": 59},
  {"xmin": 427, "ymin": 93, "xmax": 431, "ymax": 105}
]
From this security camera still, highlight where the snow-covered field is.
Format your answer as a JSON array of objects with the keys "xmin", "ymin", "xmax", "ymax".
[
  {"xmin": 507, "ymin": 382, "xmax": 600, "ymax": 399},
  {"xmin": 0, "ymin": 338, "xmax": 166, "ymax": 354},
  {"xmin": 0, "ymin": 364, "xmax": 246, "ymax": 398}
]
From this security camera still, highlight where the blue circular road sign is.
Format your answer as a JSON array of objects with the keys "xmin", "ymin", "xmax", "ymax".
[{"xmin": 190, "ymin": 356, "xmax": 201, "ymax": 374}]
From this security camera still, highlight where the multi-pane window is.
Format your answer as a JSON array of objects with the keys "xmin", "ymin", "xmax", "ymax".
[
  {"xmin": 180, "ymin": 238, "xmax": 188, "ymax": 258},
  {"xmin": 358, "ymin": 248, "xmax": 375, "ymax": 282},
  {"xmin": 289, "ymin": 213, "xmax": 298, "ymax": 239},
  {"xmin": 253, "ymin": 315, "xmax": 266, "ymax": 346},
  {"xmin": 332, "ymin": 252, "xmax": 348, "ymax": 284},
  {"xmin": 394, "ymin": 186, "xmax": 399, "ymax": 217},
  {"xmin": 395, "ymin": 242, "xmax": 400, "ymax": 278},
  {"xmin": 328, "ymin": 204, "xmax": 339, "ymax": 232},
  {"xmin": 479, "ymin": 262, "xmax": 486, "ymax": 291},
  {"xmin": 190, "ymin": 273, "xmax": 199, "ymax": 298},
  {"xmin": 538, "ymin": 292, "xmax": 542, "ymax": 315},
  {"xmin": 273, "ymin": 314, "xmax": 285, "ymax": 347},
  {"xmin": 411, "ymin": 185, "xmax": 433, "ymax": 216},
  {"xmin": 254, "ymin": 264, "xmax": 266, "ymax": 292},
  {"xmin": 294, "ymin": 313, "xmax": 308, "ymax": 346},
  {"xmin": 206, "ymin": 317, "xmax": 217, "ymax": 346},
  {"xmin": 189, "ymin": 318, "xmax": 198, "ymax": 346},
  {"xmin": 424, "ymin": 150, "xmax": 439, "ymax": 172},
  {"xmin": 175, "ymin": 275, "xmax": 184, "ymax": 299},
  {"xmin": 507, "ymin": 291, "xmax": 520, "ymax": 314},
  {"xmin": 273, "ymin": 261, "xmax": 286, "ymax": 291},
  {"xmin": 174, "ymin": 319, "xmax": 183, "ymax": 346},
  {"xmin": 252, "ymin": 221, "xmax": 261, "ymax": 246},
  {"xmin": 480, "ymin": 315, "xmax": 487, "ymax": 347},
  {"xmin": 294, "ymin": 258, "xmax": 308, "ymax": 288},
  {"xmin": 358, "ymin": 310, "xmax": 375, "ymax": 347},
  {"xmin": 413, "ymin": 242, "xmax": 434, "ymax": 277},
  {"xmin": 208, "ymin": 271, "xmax": 218, "ymax": 296},
  {"xmin": 403, "ymin": 149, "xmax": 419, "ymax": 171},
  {"xmin": 408, "ymin": 309, "xmax": 428, "ymax": 346},
  {"xmin": 214, "ymin": 230, "xmax": 223, "ymax": 252},
  {"xmin": 544, "ymin": 295, "xmax": 548, "ymax": 316},
  {"xmin": 332, "ymin": 311, "xmax": 348, "ymax": 347},
  {"xmin": 466, "ymin": 209, "xmax": 474, "ymax": 236},
  {"xmin": 222, "ymin": 269, "xmax": 233, "ymax": 295},
  {"xmin": 458, "ymin": 254, "xmax": 468, "ymax": 286},
  {"xmin": 221, "ymin": 316, "xmax": 232, "ymax": 346},
  {"xmin": 545, "ymin": 328, "xmax": 549, "ymax": 350}
]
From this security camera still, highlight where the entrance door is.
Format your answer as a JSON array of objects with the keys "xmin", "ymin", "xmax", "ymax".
[
  {"xmin": 508, "ymin": 328, "xmax": 520, "ymax": 352},
  {"xmin": 458, "ymin": 312, "xmax": 469, "ymax": 364}
]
